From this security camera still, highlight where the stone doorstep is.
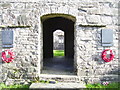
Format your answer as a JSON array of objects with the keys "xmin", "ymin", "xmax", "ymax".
[
  {"xmin": 29, "ymin": 82, "xmax": 86, "ymax": 89},
  {"xmin": 39, "ymin": 74, "xmax": 81, "ymax": 83},
  {"xmin": 39, "ymin": 74, "xmax": 78, "ymax": 78}
]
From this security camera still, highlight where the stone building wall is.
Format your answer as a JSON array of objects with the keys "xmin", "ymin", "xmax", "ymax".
[
  {"xmin": 0, "ymin": 0, "xmax": 119, "ymax": 84},
  {"xmin": 0, "ymin": 28, "xmax": 41, "ymax": 84}
]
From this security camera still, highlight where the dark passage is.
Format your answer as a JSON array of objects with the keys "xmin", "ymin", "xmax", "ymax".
[
  {"xmin": 42, "ymin": 16, "xmax": 75, "ymax": 75},
  {"xmin": 43, "ymin": 57, "xmax": 74, "ymax": 75}
]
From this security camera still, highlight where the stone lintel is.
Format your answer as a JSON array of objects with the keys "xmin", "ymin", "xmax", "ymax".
[
  {"xmin": 79, "ymin": 24, "xmax": 106, "ymax": 27},
  {"xmin": 0, "ymin": 25, "xmax": 31, "ymax": 28}
]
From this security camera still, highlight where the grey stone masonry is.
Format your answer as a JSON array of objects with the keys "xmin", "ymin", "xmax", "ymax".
[{"xmin": 0, "ymin": 0, "xmax": 119, "ymax": 85}]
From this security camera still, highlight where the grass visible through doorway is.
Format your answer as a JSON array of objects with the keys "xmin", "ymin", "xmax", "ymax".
[{"xmin": 53, "ymin": 50, "xmax": 64, "ymax": 57}]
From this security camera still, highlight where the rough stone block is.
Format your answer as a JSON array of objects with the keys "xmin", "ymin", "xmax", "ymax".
[
  {"xmin": 17, "ymin": 15, "xmax": 28, "ymax": 25},
  {"xmin": 86, "ymin": 15, "xmax": 101, "ymax": 24},
  {"xmin": 99, "ymin": 7, "xmax": 113, "ymax": 15},
  {"xmin": 1, "ymin": 3, "xmax": 12, "ymax": 9},
  {"xmin": 87, "ymin": 8, "xmax": 100, "ymax": 14},
  {"xmin": 76, "ymin": 16, "xmax": 86, "ymax": 24},
  {"xmin": 13, "ymin": 3, "xmax": 25, "ymax": 9},
  {"xmin": 78, "ymin": 1, "xmax": 99, "ymax": 8},
  {"xmin": 101, "ymin": 16, "xmax": 112, "ymax": 25}
]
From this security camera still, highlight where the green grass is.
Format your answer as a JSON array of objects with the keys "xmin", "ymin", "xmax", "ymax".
[
  {"xmin": 86, "ymin": 82, "xmax": 120, "ymax": 88},
  {"xmin": 0, "ymin": 82, "xmax": 120, "ymax": 89},
  {"xmin": 53, "ymin": 50, "xmax": 64, "ymax": 56},
  {"xmin": 0, "ymin": 83, "xmax": 30, "ymax": 89}
]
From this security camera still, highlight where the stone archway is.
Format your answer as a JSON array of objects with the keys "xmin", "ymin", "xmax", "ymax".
[{"xmin": 41, "ymin": 14, "xmax": 76, "ymax": 75}]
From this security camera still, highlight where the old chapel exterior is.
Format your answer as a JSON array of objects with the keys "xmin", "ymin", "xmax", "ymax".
[{"xmin": 0, "ymin": 0, "xmax": 119, "ymax": 85}]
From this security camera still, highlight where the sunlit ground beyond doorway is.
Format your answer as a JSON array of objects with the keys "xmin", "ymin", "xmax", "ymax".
[{"xmin": 53, "ymin": 50, "xmax": 64, "ymax": 57}]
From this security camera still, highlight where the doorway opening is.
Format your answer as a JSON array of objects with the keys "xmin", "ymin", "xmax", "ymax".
[
  {"xmin": 53, "ymin": 30, "xmax": 64, "ymax": 57},
  {"xmin": 41, "ymin": 14, "xmax": 76, "ymax": 75}
]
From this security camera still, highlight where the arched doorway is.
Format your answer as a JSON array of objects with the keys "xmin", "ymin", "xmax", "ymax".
[
  {"xmin": 53, "ymin": 30, "xmax": 64, "ymax": 57},
  {"xmin": 41, "ymin": 14, "xmax": 76, "ymax": 75}
]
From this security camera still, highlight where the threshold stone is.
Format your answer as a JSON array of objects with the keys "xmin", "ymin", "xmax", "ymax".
[{"xmin": 29, "ymin": 82, "xmax": 86, "ymax": 89}]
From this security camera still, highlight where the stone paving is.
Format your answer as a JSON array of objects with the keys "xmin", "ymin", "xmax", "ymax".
[{"xmin": 29, "ymin": 82, "xmax": 86, "ymax": 89}]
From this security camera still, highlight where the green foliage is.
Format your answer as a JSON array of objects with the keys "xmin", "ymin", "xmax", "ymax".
[
  {"xmin": 0, "ymin": 83, "xmax": 29, "ymax": 89},
  {"xmin": 53, "ymin": 50, "xmax": 64, "ymax": 56},
  {"xmin": 86, "ymin": 82, "xmax": 120, "ymax": 89}
]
